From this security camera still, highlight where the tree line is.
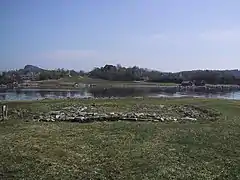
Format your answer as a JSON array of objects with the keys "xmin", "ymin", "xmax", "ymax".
[
  {"xmin": 89, "ymin": 65, "xmax": 240, "ymax": 85},
  {"xmin": 0, "ymin": 64, "xmax": 240, "ymax": 85}
]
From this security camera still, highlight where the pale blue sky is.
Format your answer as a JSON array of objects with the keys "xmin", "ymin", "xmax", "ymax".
[{"xmin": 1, "ymin": 0, "xmax": 240, "ymax": 72}]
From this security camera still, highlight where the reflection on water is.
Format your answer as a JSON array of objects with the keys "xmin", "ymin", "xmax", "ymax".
[
  {"xmin": 0, "ymin": 89, "xmax": 92, "ymax": 101},
  {"xmin": 150, "ymin": 91, "xmax": 240, "ymax": 100},
  {"xmin": 0, "ymin": 88, "xmax": 240, "ymax": 101}
]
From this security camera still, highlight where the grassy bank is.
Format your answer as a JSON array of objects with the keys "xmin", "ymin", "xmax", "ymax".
[
  {"xmin": 33, "ymin": 77, "xmax": 177, "ymax": 89},
  {"xmin": 0, "ymin": 98, "xmax": 240, "ymax": 179}
]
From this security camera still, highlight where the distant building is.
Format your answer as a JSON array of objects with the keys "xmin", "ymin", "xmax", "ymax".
[
  {"xmin": 6, "ymin": 82, "xmax": 18, "ymax": 89},
  {"xmin": 193, "ymin": 80, "xmax": 206, "ymax": 86},
  {"xmin": 181, "ymin": 81, "xmax": 193, "ymax": 86},
  {"xmin": 73, "ymin": 83, "xmax": 86, "ymax": 88},
  {"xmin": 20, "ymin": 72, "xmax": 38, "ymax": 81},
  {"xmin": 20, "ymin": 82, "xmax": 39, "ymax": 88},
  {"xmin": 142, "ymin": 76, "xmax": 149, "ymax": 81},
  {"xmin": 0, "ymin": 84, "xmax": 7, "ymax": 88}
]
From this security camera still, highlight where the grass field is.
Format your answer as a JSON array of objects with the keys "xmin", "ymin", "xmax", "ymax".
[
  {"xmin": 0, "ymin": 98, "xmax": 240, "ymax": 179},
  {"xmin": 34, "ymin": 76, "xmax": 177, "ymax": 89}
]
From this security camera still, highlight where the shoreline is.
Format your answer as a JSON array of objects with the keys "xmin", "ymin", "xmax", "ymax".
[
  {"xmin": 1, "ymin": 83, "xmax": 240, "ymax": 91},
  {"xmin": 1, "ymin": 93, "xmax": 240, "ymax": 103}
]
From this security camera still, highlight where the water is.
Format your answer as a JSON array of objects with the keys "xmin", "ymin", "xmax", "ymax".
[{"xmin": 0, "ymin": 88, "xmax": 240, "ymax": 101}]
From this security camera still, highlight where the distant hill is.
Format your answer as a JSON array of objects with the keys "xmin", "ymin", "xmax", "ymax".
[{"xmin": 23, "ymin": 65, "xmax": 44, "ymax": 73}]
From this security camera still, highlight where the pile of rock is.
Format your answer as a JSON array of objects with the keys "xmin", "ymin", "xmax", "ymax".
[
  {"xmin": 174, "ymin": 105, "xmax": 220, "ymax": 121},
  {"xmin": 31, "ymin": 105, "xmax": 219, "ymax": 123},
  {"xmin": 37, "ymin": 111, "xmax": 173, "ymax": 123},
  {"xmin": 8, "ymin": 102, "xmax": 220, "ymax": 123}
]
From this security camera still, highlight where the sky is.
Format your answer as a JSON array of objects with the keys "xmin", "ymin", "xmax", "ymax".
[{"xmin": 1, "ymin": 0, "xmax": 240, "ymax": 72}]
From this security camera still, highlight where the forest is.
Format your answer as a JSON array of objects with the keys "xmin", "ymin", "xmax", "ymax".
[{"xmin": 1, "ymin": 64, "xmax": 240, "ymax": 85}]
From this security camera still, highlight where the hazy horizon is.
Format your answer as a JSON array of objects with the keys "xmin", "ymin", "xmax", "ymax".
[
  {"xmin": 2, "ymin": 64, "xmax": 240, "ymax": 74},
  {"xmin": 1, "ymin": 0, "xmax": 240, "ymax": 72}
]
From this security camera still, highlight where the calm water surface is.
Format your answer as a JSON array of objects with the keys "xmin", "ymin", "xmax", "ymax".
[{"xmin": 0, "ymin": 88, "xmax": 240, "ymax": 101}]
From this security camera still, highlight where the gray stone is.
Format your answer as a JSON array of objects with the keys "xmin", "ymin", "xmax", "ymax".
[
  {"xmin": 80, "ymin": 107, "xmax": 88, "ymax": 112},
  {"xmin": 49, "ymin": 111, "xmax": 61, "ymax": 115},
  {"xmin": 160, "ymin": 105, "xmax": 165, "ymax": 108},
  {"xmin": 31, "ymin": 104, "xmax": 219, "ymax": 123},
  {"xmin": 181, "ymin": 117, "xmax": 197, "ymax": 121}
]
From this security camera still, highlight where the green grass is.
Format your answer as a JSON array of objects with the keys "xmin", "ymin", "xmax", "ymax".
[
  {"xmin": 0, "ymin": 98, "xmax": 240, "ymax": 179},
  {"xmin": 35, "ymin": 76, "xmax": 178, "ymax": 88}
]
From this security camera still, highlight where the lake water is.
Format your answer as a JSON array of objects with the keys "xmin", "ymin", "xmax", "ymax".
[{"xmin": 0, "ymin": 88, "xmax": 240, "ymax": 101}]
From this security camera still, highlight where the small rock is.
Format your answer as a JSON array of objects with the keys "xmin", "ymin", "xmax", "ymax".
[
  {"xmin": 78, "ymin": 112, "xmax": 87, "ymax": 116},
  {"xmin": 49, "ymin": 111, "xmax": 61, "ymax": 115},
  {"xmin": 80, "ymin": 107, "xmax": 88, "ymax": 112},
  {"xmin": 182, "ymin": 117, "xmax": 197, "ymax": 121},
  {"xmin": 135, "ymin": 113, "xmax": 144, "ymax": 117},
  {"xmin": 66, "ymin": 117, "xmax": 75, "ymax": 121},
  {"xmin": 75, "ymin": 116, "xmax": 85, "ymax": 121}
]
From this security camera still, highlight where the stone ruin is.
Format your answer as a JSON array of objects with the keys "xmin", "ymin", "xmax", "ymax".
[{"xmin": 11, "ymin": 104, "xmax": 220, "ymax": 123}]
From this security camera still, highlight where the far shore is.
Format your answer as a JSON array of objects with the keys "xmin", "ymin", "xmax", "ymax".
[{"xmin": 1, "ymin": 83, "xmax": 240, "ymax": 93}]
